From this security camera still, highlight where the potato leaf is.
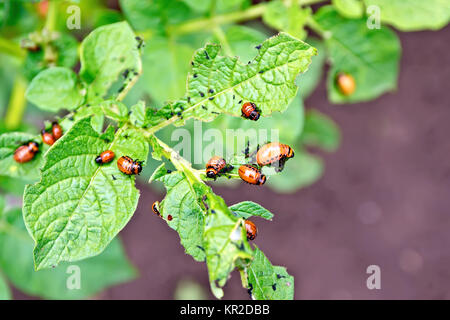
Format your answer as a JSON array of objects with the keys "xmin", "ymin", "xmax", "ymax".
[
  {"xmin": 0, "ymin": 208, "xmax": 136, "ymax": 299},
  {"xmin": 229, "ymin": 201, "xmax": 274, "ymax": 220},
  {"xmin": 23, "ymin": 117, "xmax": 148, "ymax": 270},
  {"xmin": 26, "ymin": 67, "xmax": 85, "ymax": 112},
  {"xmin": 150, "ymin": 164, "xmax": 206, "ymax": 262},
  {"xmin": 79, "ymin": 21, "xmax": 141, "ymax": 103},
  {"xmin": 315, "ymin": 6, "xmax": 401, "ymax": 103},
  {"xmin": 244, "ymin": 246, "xmax": 294, "ymax": 300}
]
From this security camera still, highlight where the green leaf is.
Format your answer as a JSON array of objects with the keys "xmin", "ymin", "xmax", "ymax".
[
  {"xmin": 142, "ymin": 37, "xmax": 195, "ymax": 105},
  {"xmin": 152, "ymin": 165, "xmax": 206, "ymax": 262},
  {"xmin": 181, "ymin": 32, "xmax": 316, "ymax": 122},
  {"xmin": 332, "ymin": 0, "xmax": 364, "ymax": 19},
  {"xmin": 79, "ymin": 21, "xmax": 141, "ymax": 103},
  {"xmin": 0, "ymin": 132, "xmax": 47, "ymax": 181},
  {"xmin": 229, "ymin": 201, "xmax": 273, "ymax": 220},
  {"xmin": 0, "ymin": 208, "xmax": 136, "ymax": 299},
  {"xmin": 268, "ymin": 151, "xmax": 323, "ymax": 193},
  {"xmin": 0, "ymin": 272, "xmax": 11, "ymax": 300},
  {"xmin": 182, "ymin": 0, "xmax": 250, "ymax": 14},
  {"xmin": 263, "ymin": 0, "xmax": 310, "ymax": 39},
  {"xmin": 26, "ymin": 67, "xmax": 85, "ymax": 112},
  {"xmin": 363, "ymin": 0, "xmax": 450, "ymax": 31},
  {"xmin": 120, "ymin": 0, "xmax": 198, "ymax": 31},
  {"xmin": 315, "ymin": 6, "xmax": 401, "ymax": 103},
  {"xmin": 245, "ymin": 246, "xmax": 294, "ymax": 300},
  {"xmin": 202, "ymin": 188, "xmax": 253, "ymax": 299},
  {"xmin": 23, "ymin": 117, "xmax": 149, "ymax": 270},
  {"xmin": 301, "ymin": 109, "xmax": 341, "ymax": 151},
  {"xmin": 130, "ymin": 101, "xmax": 147, "ymax": 128}
]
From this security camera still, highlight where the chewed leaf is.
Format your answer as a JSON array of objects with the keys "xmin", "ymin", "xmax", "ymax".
[
  {"xmin": 245, "ymin": 246, "xmax": 294, "ymax": 300},
  {"xmin": 154, "ymin": 165, "xmax": 206, "ymax": 262},
  {"xmin": 202, "ymin": 189, "xmax": 253, "ymax": 299},
  {"xmin": 230, "ymin": 201, "xmax": 274, "ymax": 220},
  {"xmin": 0, "ymin": 132, "xmax": 48, "ymax": 181},
  {"xmin": 80, "ymin": 21, "xmax": 141, "ymax": 103},
  {"xmin": 23, "ymin": 117, "xmax": 148, "ymax": 270},
  {"xmin": 184, "ymin": 32, "xmax": 316, "ymax": 121},
  {"xmin": 148, "ymin": 33, "xmax": 316, "ymax": 126}
]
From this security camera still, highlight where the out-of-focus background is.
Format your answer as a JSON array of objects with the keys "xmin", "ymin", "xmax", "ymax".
[{"xmin": 1, "ymin": 0, "xmax": 449, "ymax": 299}]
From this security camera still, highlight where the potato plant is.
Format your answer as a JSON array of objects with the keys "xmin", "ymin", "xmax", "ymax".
[{"xmin": 0, "ymin": 0, "xmax": 448, "ymax": 300}]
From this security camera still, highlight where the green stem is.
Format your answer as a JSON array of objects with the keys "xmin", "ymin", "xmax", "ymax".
[
  {"xmin": 5, "ymin": 76, "xmax": 27, "ymax": 130},
  {"xmin": 0, "ymin": 37, "xmax": 25, "ymax": 60},
  {"xmin": 168, "ymin": 0, "xmax": 328, "ymax": 36},
  {"xmin": 45, "ymin": 0, "xmax": 58, "ymax": 32},
  {"xmin": 168, "ymin": 3, "xmax": 267, "ymax": 36}
]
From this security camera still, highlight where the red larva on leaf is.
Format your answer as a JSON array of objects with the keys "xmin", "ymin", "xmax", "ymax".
[
  {"xmin": 238, "ymin": 164, "xmax": 266, "ymax": 185},
  {"xmin": 13, "ymin": 141, "xmax": 39, "ymax": 163},
  {"xmin": 241, "ymin": 102, "xmax": 260, "ymax": 121}
]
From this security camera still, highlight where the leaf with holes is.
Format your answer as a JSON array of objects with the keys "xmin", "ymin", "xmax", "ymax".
[
  {"xmin": 150, "ymin": 164, "xmax": 206, "ymax": 262},
  {"xmin": 149, "ymin": 32, "xmax": 316, "ymax": 126},
  {"xmin": 23, "ymin": 117, "xmax": 148, "ymax": 270},
  {"xmin": 80, "ymin": 21, "xmax": 141, "ymax": 103}
]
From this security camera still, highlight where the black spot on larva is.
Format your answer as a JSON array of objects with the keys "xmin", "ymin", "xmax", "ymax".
[
  {"xmin": 255, "ymin": 44, "xmax": 262, "ymax": 50},
  {"xmin": 199, "ymin": 91, "xmax": 205, "ymax": 97}
]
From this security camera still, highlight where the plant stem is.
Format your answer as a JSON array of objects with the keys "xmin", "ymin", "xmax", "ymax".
[
  {"xmin": 45, "ymin": 0, "xmax": 58, "ymax": 32},
  {"xmin": 5, "ymin": 76, "xmax": 27, "ymax": 130},
  {"xmin": 0, "ymin": 37, "xmax": 25, "ymax": 60},
  {"xmin": 168, "ymin": 3, "xmax": 267, "ymax": 36},
  {"xmin": 168, "ymin": 0, "xmax": 328, "ymax": 36}
]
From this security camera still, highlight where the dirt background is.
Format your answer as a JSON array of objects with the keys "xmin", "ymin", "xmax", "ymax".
[{"xmin": 13, "ymin": 24, "xmax": 450, "ymax": 300}]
